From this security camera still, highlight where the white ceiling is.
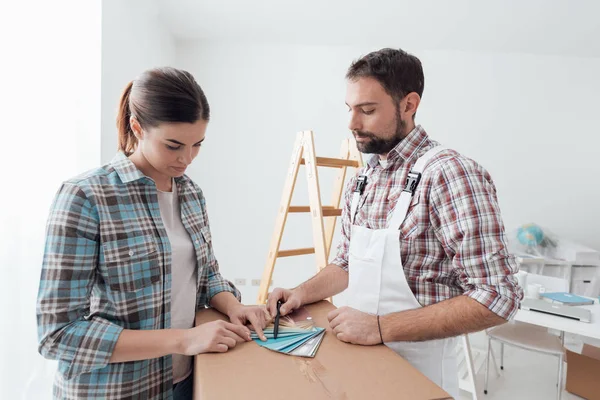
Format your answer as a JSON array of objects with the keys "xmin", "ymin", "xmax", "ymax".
[{"xmin": 158, "ymin": 0, "xmax": 600, "ymax": 57}]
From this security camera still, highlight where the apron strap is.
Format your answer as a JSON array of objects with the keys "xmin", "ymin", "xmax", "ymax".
[
  {"xmin": 350, "ymin": 174, "xmax": 369, "ymax": 224},
  {"xmin": 350, "ymin": 192, "xmax": 360, "ymax": 225},
  {"xmin": 388, "ymin": 146, "xmax": 446, "ymax": 229}
]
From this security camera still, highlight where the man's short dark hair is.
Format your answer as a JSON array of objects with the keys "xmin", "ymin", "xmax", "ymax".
[{"xmin": 346, "ymin": 48, "xmax": 424, "ymax": 104}]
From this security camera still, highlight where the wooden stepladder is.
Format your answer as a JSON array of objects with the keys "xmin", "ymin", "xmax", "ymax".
[{"xmin": 257, "ymin": 131, "xmax": 363, "ymax": 305}]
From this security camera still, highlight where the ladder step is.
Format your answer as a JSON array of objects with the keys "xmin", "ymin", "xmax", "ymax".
[
  {"xmin": 301, "ymin": 157, "xmax": 360, "ymax": 168},
  {"xmin": 277, "ymin": 247, "xmax": 315, "ymax": 258},
  {"xmin": 323, "ymin": 209, "xmax": 343, "ymax": 217},
  {"xmin": 288, "ymin": 206, "xmax": 342, "ymax": 217}
]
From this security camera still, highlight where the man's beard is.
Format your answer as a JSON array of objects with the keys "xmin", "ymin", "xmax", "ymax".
[{"xmin": 353, "ymin": 110, "xmax": 408, "ymax": 155}]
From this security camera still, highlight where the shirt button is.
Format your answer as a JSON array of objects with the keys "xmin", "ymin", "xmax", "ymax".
[
  {"xmin": 195, "ymin": 240, "xmax": 200, "ymax": 245},
  {"xmin": 128, "ymin": 250, "xmax": 135, "ymax": 256}
]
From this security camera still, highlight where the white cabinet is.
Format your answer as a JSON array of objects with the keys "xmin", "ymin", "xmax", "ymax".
[{"xmin": 516, "ymin": 257, "xmax": 600, "ymax": 297}]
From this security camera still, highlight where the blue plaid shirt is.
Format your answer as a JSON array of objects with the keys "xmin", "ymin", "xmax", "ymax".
[{"xmin": 36, "ymin": 152, "xmax": 241, "ymax": 399}]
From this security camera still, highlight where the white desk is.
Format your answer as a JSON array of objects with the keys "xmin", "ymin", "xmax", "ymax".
[
  {"xmin": 514, "ymin": 299, "xmax": 600, "ymax": 340},
  {"xmin": 517, "ymin": 256, "xmax": 600, "ymax": 296},
  {"xmin": 516, "ymin": 256, "xmax": 573, "ymax": 290}
]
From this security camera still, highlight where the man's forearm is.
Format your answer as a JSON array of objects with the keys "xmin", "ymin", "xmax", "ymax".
[
  {"xmin": 296, "ymin": 264, "xmax": 349, "ymax": 305},
  {"xmin": 380, "ymin": 295, "xmax": 506, "ymax": 342}
]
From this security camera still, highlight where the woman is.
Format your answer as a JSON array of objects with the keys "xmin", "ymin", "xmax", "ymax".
[{"xmin": 36, "ymin": 67, "xmax": 269, "ymax": 399}]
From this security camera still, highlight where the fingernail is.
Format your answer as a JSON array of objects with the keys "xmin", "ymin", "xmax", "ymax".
[{"xmin": 280, "ymin": 307, "xmax": 286, "ymax": 314}]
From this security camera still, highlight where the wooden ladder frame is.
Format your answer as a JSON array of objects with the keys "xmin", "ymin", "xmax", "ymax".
[{"xmin": 257, "ymin": 130, "xmax": 363, "ymax": 304}]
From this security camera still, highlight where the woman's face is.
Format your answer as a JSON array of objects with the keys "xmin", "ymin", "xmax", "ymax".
[{"xmin": 132, "ymin": 118, "xmax": 207, "ymax": 180}]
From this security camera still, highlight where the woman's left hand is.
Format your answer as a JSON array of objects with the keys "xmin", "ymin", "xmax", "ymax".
[{"xmin": 227, "ymin": 305, "xmax": 271, "ymax": 341}]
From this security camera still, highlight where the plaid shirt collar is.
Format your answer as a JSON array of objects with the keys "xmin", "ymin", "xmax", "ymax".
[
  {"xmin": 110, "ymin": 152, "xmax": 191, "ymax": 186},
  {"xmin": 366, "ymin": 124, "xmax": 430, "ymax": 169}
]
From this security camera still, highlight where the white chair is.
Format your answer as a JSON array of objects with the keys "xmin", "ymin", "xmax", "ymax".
[
  {"xmin": 457, "ymin": 334, "xmax": 495, "ymax": 400},
  {"xmin": 484, "ymin": 273, "xmax": 567, "ymax": 400}
]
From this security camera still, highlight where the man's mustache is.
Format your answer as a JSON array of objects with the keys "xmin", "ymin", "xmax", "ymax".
[{"xmin": 353, "ymin": 130, "xmax": 376, "ymax": 139}]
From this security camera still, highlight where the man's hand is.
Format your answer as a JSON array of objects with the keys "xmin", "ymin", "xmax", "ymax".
[
  {"xmin": 227, "ymin": 304, "xmax": 271, "ymax": 341},
  {"xmin": 327, "ymin": 306, "xmax": 382, "ymax": 345},
  {"xmin": 266, "ymin": 287, "xmax": 304, "ymax": 318}
]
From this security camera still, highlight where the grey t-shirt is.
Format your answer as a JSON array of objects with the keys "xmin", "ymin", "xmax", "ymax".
[{"xmin": 157, "ymin": 180, "xmax": 197, "ymax": 384}]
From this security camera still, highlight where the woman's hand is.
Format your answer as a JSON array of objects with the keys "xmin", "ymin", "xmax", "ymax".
[
  {"xmin": 227, "ymin": 304, "xmax": 271, "ymax": 341},
  {"xmin": 179, "ymin": 320, "xmax": 251, "ymax": 355}
]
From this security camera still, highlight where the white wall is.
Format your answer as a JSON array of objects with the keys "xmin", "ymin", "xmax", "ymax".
[
  {"xmin": 0, "ymin": 1, "xmax": 176, "ymax": 398},
  {"xmin": 176, "ymin": 41, "xmax": 600, "ymax": 303},
  {"xmin": 0, "ymin": 1, "xmax": 101, "ymax": 399},
  {"xmin": 101, "ymin": 0, "xmax": 176, "ymax": 164}
]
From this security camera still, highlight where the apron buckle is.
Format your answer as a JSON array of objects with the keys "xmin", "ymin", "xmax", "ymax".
[
  {"xmin": 403, "ymin": 171, "xmax": 422, "ymax": 195},
  {"xmin": 354, "ymin": 175, "xmax": 368, "ymax": 194}
]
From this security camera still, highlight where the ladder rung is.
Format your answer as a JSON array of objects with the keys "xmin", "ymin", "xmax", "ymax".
[
  {"xmin": 323, "ymin": 208, "xmax": 343, "ymax": 217},
  {"xmin": 277, "ymin": 248, "xmax": 315, "ymax": 258},
  {"xmin": 288, "ymin": 206, "xmax": 342, "ymax": 217},
  {"xmin": 301, "ymin": 157, "xmax": 359, "ymax": 168},
  {"xmin": 288, "ymin": 206, "xmax": 311, "ymax": 213}
]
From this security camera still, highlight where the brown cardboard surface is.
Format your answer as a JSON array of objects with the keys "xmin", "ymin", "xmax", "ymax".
[
  {"xmin": 194, "ymin": 300, "xmax": 452, "ymax": 400},
  {"xmin": 582, "ymin": 344, "xmax": 600, "ymax": 361},
  {"xmin": 565, "ymin": 344, "xmax": 600, "ymax": 400}
]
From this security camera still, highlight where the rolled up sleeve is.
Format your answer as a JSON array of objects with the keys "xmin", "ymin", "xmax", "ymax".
[
  {"xmin": 195, "ymin": 190, "xmax": 241, "ymax": 306},
  {"xmin": 206, "ymin": 258, "xmax": 242, "ymax": 303},
  {"xmin": 430, "ymin": 157, "xmax": 523, "ymax": 320},
  {"xmin": 36, "ymin": 183, "xmax": 124, "ymax": 380}
]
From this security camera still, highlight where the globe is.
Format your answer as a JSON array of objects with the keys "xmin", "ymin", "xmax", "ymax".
[{"xmin": 516, "ymin": 224, "xmax": 545, "ymax": 246}]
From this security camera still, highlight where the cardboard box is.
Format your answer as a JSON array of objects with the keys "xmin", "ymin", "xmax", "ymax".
[
  {"xmin": 194, "ymin": 300, "xmax": 452, "ymax": 400},
  {"xmin": 566, "ymin": 344, "xmax": 600, "ymax": 400}
]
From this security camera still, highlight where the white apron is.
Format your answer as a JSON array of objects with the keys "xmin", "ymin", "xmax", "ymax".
[{"xmin": 346, "ymin": 146, "xmax": 459, "ymax": 399}]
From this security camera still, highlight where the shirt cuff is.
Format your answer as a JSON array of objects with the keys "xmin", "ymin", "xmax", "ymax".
[
  {"xmin": 331, "ymin": 257, "xmax": 349, "ymax": 272},
  {"xmin": 208, "ymin": 282, "xmax": 242, "ymax": 303},
  {"xmin": 464, "ymin": 288, "xmax": 521, "ymax": 321},
  {"xmin": 62, "ymin": 319, "xmax": 124, "ymax": 380}
]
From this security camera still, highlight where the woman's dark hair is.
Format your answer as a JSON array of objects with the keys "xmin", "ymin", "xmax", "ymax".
[
  {"xmin": 116, "ymin": 67, "xmax": 210, "ymax": 156},
  {"xmin": 346, "ymin": 48, "xmax": 424, "ymax": 107}
]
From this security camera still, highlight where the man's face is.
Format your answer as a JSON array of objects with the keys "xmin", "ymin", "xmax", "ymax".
[{"xmin": 345, "ymin": 77, "xmax": 408, "ymax": 155}]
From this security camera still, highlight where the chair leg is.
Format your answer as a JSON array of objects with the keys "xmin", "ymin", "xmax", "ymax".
[
  {"xmin": 556, "ymin": 355, "xmax": 564, "ymax": 400},
  {"xmin": 490, "ymin": 345, "xmax": 501, "ymax": 376},
  {"xmin": 500, "ymin": 343, "xmax": 504, "ymax": 370},
  {"xmin": 461, "ymin": 335, "xmax": 479, "ymax": 400},
  {"xmin": 484, "ymin": 337, "xmax": 491, "ymax": 395}
]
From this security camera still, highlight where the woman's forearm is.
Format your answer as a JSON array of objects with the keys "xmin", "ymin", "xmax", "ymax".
[
  {"xmin": 209, "ymin": 291, "xmax": 242, "ymax": 316},
  {"xmin": 109, "ymin": 328, "xmax": 185, "ymax": 363}
]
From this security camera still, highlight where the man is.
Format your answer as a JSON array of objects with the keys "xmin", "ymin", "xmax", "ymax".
[{"xmin": 267, "ymin": 48, "xmax": 523, "ymax": 397}]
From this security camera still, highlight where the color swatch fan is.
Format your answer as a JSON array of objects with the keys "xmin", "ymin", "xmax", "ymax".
[{"xmin": 251, "ymin": 307, "xmax": 325, "ymax": 358}]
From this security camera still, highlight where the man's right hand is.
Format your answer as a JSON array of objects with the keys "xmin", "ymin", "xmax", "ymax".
[{"xmin": 267, "ymin": 287, "xmax": 304, "ymax": 318}]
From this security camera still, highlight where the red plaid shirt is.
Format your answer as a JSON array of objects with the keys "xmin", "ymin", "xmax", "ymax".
[{"xmin": 332, "ymin": 125, "xmax": 523, "ymax": 320}]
